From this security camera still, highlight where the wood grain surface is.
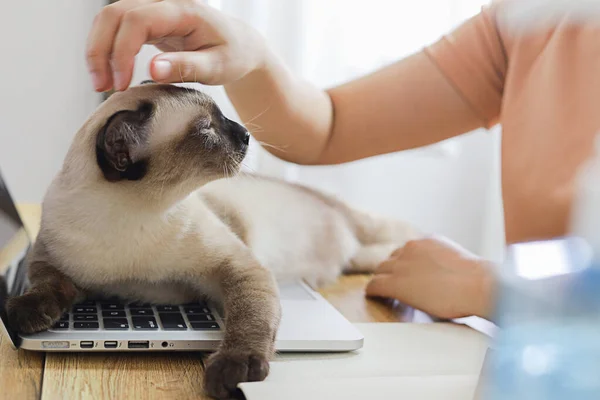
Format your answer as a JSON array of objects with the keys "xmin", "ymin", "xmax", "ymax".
[
  {"xmin": 0, "ymin": 333, "xmax": 44, "ymax": 400},
  {"xmin": 42, "ymin": 352, "xmax": 208, "ymax": 400}
]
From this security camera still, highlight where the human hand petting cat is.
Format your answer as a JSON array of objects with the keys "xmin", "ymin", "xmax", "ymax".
[
  {"xmin": 87, "ymin": 0, "xmax": 267, "ymax": 92},
  {"xmin": 366, "ymin": 236, "xmax": 496, "ymax": 320}
]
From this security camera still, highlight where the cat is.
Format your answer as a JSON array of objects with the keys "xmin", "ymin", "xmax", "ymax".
[{"xmin": 6, "ymin": 82, "xmax": 418, "ymax": 399}]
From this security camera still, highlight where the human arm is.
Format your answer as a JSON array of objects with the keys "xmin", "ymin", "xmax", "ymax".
[
  {"xmin": 86, "ymin": 1, "xmax": 506, "ymax": 165},
  {"xmin": 226, "ymin": 50, "xmax": 486, "ymax": 164}
]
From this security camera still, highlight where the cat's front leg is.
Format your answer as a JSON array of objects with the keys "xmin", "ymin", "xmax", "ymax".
[
  {"xmin": 6, "ymin": 243, "xmax": 82, "ymax": 333},
  {"xmin": 202, "ymin": 254, "xmax": 281, "ymax": 399}
]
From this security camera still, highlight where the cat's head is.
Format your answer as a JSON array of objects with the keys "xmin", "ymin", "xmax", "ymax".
[{"xmin": 63, "ymin": 81, "xmax": 249, "ymax": 203}]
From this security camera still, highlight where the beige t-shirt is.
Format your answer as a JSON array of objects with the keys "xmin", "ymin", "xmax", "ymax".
[{"xmin": 423, "ymin": 4, "xmax": 599, "ymax": 244}]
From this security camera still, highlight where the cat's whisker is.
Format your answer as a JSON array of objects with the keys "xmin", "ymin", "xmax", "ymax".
[
  {"xmin": 222, "ymin": 160, "xmax": 229, "ymax": 180},
  {"xmin": 244, "ymin": 122, "xmax": 264, "ymax": 130},
  {"xmin": 256, "ymin": 140, "xmax": 289, "ymax": 153},
  {"xmin": 173, "ymin": 41, "xmax": 193, "ymax": 94},
  {"xmin": 243, "ymin": 105, "xmax": 272, "ymax": 126},
  {"xmin": 240, "ymin": 163, "xmax": 259, "ymax": 180}
]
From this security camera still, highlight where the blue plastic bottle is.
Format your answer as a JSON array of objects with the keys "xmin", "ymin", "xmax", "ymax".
[{"xmin": 480, "ymin": 137, "xmax": 600, "ymax": 399}]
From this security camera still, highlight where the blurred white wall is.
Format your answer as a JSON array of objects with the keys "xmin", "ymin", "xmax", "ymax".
[{"xmin": 0, "ymin": 0, "xmax": 104, "ymax": 202}]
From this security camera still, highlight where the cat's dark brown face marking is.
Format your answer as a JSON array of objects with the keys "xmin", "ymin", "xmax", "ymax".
[
  {"xmin": 95, "ymin": 101, "xmax": 154, "ymax": 182},
  {"xmin": 94, "ymin": 83, "xmax": 250, "ymax": 197}
]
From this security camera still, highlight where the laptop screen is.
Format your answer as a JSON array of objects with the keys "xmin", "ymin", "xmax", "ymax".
[{"xmin": 0, "ymin": 169, "xmax": 31, "ymax": 348}]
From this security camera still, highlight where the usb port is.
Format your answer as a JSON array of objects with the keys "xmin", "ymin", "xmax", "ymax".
[
  {"xmin": 128, "ymin": 341, "xmax": 149, "ymax": 349},
  {"xmin": 104, "ymin": 341, "xmax": 118, "ymax": 349},
  {"xmin": 80, "ymin": 341, "xmax": 94, "ymax": 349}
]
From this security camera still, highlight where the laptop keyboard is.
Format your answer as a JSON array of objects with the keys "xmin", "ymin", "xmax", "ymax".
[{"xmin": 51, "ymin": 299, "xmax": 220, "ymax": 332}]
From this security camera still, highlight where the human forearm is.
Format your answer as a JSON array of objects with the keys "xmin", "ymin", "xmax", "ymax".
[
  {"xmin": 225, "ymin": 50, "xmax": 334, "ymax": 165},
  {"xmin": 227, "ymin": 50, "xmax": 486, "ymax": 166}
]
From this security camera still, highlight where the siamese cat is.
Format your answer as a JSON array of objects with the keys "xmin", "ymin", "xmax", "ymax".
[{"xmin": 6, "ymin": 82, "xmax": 418, "ymax": 399}]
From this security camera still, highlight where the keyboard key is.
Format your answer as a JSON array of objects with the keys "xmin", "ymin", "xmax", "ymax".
[
  {"xmin": 156, "ymin": 305, "xmax": 179, "ymax": 313},
  {"xmin": 191, "ymin": 322, "xmax": 220, "ymax": 331},
  {"xmin": 53, "ymin": 321, "xmax": 69, "ymax": 330},
  {"xmin": 73, "ymin": 306, "xmax": 97, "ymax": 314},
  {"xmin": 184, "ymin": 306, "xmax": 211, "ymax": 315},
  {"xmin": 103, "ymin": 318, "xmax": 129, "ymax": 330},
  {"xmin": 132, "ymin": 317, "xmax": 158, "ymax": 330},
  {"xmin": 102, "ymin": 310, "xmax": 126, "ymax": 318},
  {"xmin": 74, "ymin": 314, "xmax": 98, "ymax": 321},
  {"xmin": 159, "ymin": 313, "xmax": 187, "ymax": 330},
  {"xmin": 130, "ymin": 309, "xmax": 154, "ymax": 316},
  {"xmin": 101, "ymin": 303, "xmax": 124, "ymax": 311},
  {"xmin": 187, "ymin": 314, "xmax": 214, "ymax": 322},
  {"xmin": 74, "ymin": 322, "xmax": 99, "ymax": 330},
  {"xmin": 60, "ymin": 314, "xmax": 70, "ymax": 321}
]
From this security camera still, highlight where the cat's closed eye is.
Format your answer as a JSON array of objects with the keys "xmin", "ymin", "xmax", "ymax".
[{"xmin": 191, "ymin": 117, "xmax": 214, "ymax": 134}]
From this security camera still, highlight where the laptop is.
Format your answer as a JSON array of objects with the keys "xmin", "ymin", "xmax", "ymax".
[{"xmin": 0, "ymin": 168, "xmax": 364, "ymax": 353}]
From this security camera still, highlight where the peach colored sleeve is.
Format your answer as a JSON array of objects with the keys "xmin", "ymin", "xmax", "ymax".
[{"xmin": 424, "ymin": 6, "xmax": 507, "ymax": 128}]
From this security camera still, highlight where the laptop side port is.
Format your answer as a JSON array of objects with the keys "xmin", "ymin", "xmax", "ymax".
[
  {"xmin": 128, "ymin": 341, "xmax": 150, "ymax": 349},
  {"xmin": 104, "ymin": 341, "xmax": 118, "ymax": 349},
  {"xmin": 80, "ymin": 341, "xmax": 94, "ymax": 349}
]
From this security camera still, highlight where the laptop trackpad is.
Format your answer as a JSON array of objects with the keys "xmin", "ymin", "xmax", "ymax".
[{"xmin": 278, "ymin": 281, "xmax": 317, "ymax": 301}]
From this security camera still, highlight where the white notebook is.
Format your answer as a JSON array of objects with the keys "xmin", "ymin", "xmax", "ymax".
[{"xmin": 239, "ymin": 323, "xmax": 491, "ymax": 400}]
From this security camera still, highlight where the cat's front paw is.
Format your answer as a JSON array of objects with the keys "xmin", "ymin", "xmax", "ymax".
[
  {"xmin": 204, "ymin": 350, "xmax": 270, "ymax": 399},
  {"xmin": 6, "ymin": 292, "xmax": 63, "ymax": 334}
]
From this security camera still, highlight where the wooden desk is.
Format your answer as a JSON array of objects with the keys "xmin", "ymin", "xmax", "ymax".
[{"xmin": 0, "ymin": 205, "xmax": 417, "ymax": 400}]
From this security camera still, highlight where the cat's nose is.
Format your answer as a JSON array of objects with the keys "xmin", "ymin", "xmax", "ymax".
[{"xmin": 228, "ymin": 119, "xmax": 250, "ymax": 147}]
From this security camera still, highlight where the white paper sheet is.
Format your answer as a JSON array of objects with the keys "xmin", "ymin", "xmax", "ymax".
[
  {"xmin": 240, "ymin": 375, "xmax": 481, "ymax": 400},
  {"xmin": 239, "ymin": 323, "xmax": 490, "ymax": 400}
]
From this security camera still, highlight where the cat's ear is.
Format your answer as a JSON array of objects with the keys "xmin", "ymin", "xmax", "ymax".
[{"xmin": 95, "ymin": 102, "xmax": 154, "ymax": 182}]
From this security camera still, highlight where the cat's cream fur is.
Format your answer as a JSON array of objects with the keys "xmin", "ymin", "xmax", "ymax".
[{"xmin": 7, "ymin": 82, "xmax": 418, "ymax": 399}]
